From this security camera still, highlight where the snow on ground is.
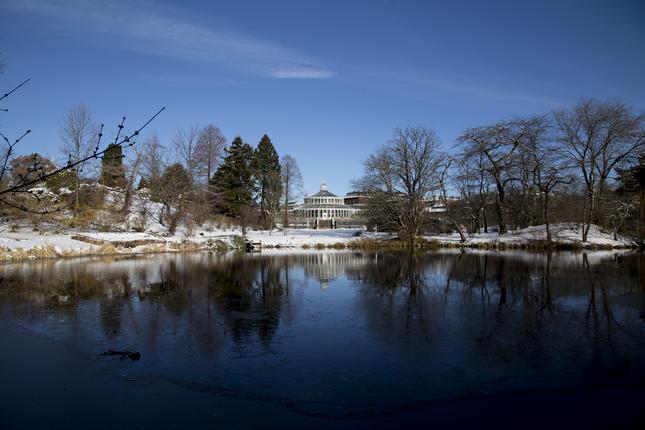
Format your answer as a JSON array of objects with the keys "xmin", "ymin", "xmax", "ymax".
[
  {"xmin": 245, "ymin": 228, "xmax": 363, "ymax": 247},
  {"xmin": 424, "ymin": 223, "xmax": 637, "ymax": 248},
  {"xmin": 0, "ymin": 224, "xmax": 370, "ymax": 261},
  {"xmin": 80, "ymin": 228, "xmax": 366, "ymax": 248},
  {"xmin": 0, "ymin": 222, "xmax": 637, "ymax": 263},
  {"xmin": 0, "ymin": 231, "xmax": 97, "ymax": 252},
  {"xmin": 0, "ymin": 184, "xmax": 638, "ymax": 261}
]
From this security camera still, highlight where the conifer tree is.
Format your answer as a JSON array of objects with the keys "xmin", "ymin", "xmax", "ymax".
[
  {"xmin": 254, "ymin": 134, "xmax": 282, "ymax": 230},
  {"xmin": 100, "ymin": 143, "xmax": 126, "ymax": 188},
  {"xmin": 210, "ymin": 136, "xmax": 256, "ymax": 218}
]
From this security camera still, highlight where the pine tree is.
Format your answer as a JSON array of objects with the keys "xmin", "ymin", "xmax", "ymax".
[
  {"xmin": 210, "ymin": 136, "xmax": 256, "ymax": 218},
  {"xmin": 254, "ymin": 134, "xmax": 282, "ymax": 230},
  {"xmin": 100, "ymin": 144, "xmax": 126, "ymax": 188}
]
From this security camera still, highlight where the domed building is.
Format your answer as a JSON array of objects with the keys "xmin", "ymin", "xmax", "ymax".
[{"xmin": 292, "ymin": 182, "xmax": 358, "ymax": 229}]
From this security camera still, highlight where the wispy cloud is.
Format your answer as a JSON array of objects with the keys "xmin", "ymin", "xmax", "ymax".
[
  {"xmin": 341, "ymin": 64, "xmax": 562, "ymax": 108},
  {"xmin": 1, "ymin": 0, "xmax": 334, "ymax": 80}
]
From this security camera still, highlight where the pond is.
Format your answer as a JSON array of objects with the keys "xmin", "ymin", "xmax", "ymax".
[{"xmin": 1, "ymin": 250, "xmax": 644, "ymax": 429}]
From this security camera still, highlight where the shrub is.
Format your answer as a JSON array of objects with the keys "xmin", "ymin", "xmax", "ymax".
[
  {"xmin": 45, "ymin": 170, "xmax": 76, "ymax": 193},
  {"xmin": 231, "ymin": 235, "xmax": 246, "ymax": 249},
  {"xmin": 68, "ymin": 207, "xmax": 98, "ymax": 229}
]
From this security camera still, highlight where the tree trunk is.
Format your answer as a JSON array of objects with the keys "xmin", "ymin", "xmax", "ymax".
[
  {"xmin": 495, "ymin": 182, "xmax": 506, "ymax": 234},
  {"xmin": 454, "ymin": 221, "xmax": 467, "ymax": 243},
  {"xmin": 283, "ymin": 179, "xmax": 289, "ymax": 231},
  {"xmin": 75, "ymin": 176, "xmax": 80, "ymax": 213},
  {"xmin": 544, "ymin": 193, "xmax": 551, "ymax": 242},
  {"xmin": 639, "ymin": 187, "xmax": 644, "ymax": 244},
  {"xmin": 121, "ymin": 186, "xmax": 132, "ymax": 217},
  {"xmin": 207, "ymin": 146, "xmax": 212, "ymax": 183},
  {"xmin": 495, "ymin": 199, "xmax": 505, "ymax": 234},
  {"xmin": 408, "ymin": 234, "xmax": 416, "ymax": 249},
  {"xmin": 471, "ymin": 214, "xmax": 480, "ymax": 234},
  {"xmin": 583, "ymin": 191, "xmax": 594, "ymax": 242},
  {"xmin": 260, "ymin": 185, "xmax": 266, "ymax": 224}
]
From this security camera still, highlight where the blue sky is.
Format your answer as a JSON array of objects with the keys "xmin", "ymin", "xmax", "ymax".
[{"xmin": 1, "ymin": 0, "xmax": 644, "ymax": 196}]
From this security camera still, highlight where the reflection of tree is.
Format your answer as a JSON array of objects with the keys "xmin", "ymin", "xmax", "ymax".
[
  {"xmin": 1, "ymin": 251, "xmax": 643, "ymax": 376},
  {"xmin": 535, "ymin": 252, "xmax": 555, "ymax": 328},
  {"xmin": 99, "ymin": 274, "xmax": 130, "ymax": 338},
  {"xmin": 353, "ymin": 252, "xmax": 434, "ymax": 341},
  {"xmin": 351, "ymin": 249, "xmax": 645, "ymax": 370},
  {"xmin": 0, "ymin": 254, "xmax": 300, "ymax": 353},
  {"xmin": 209, "ymin": 256, "xmax": 287, "ymax": 346},
  {"xmin": 581, "ymin": 252, "xmax": 625, "ymax": 353},
  {"xmin": 445, "ymin": 251, "xmax": 645, "ymax": 373}
]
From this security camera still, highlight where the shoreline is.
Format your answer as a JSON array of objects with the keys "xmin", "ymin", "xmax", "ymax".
[{"xmin": 0, "ymin": 224, "xmax": 639, "ymax": 263}]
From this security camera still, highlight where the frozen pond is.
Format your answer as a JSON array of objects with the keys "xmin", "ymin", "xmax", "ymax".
[{"xmin": 1, "ymin": 250, "xmax": 644, "ymax": 428}]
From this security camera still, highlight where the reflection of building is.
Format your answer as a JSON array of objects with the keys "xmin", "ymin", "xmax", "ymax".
[
  {"xmin": 300, "ymin": 252, "xmax": 374, "ymax": 290},
  {"xmin": 292, "ymin": 182, "xmax": 358, "ymax": 229}
]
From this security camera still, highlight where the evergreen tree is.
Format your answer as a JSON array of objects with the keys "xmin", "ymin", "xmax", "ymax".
[
  {"xmin": 100, "ymin": 144, "xmax": 126, "ymax": 188},
  {"xmin": 254, "ymin": 134, "xmax": 282, "ymax": 229},
  {"xmin": 210, "ymin": 136, "xmax": 256, "ymax": 218},
  {"xmin": 137, "ymin": 177, "xmax": 149, "ymax": 191}
]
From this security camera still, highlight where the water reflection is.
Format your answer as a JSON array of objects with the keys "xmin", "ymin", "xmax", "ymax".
[{"xmin": 0, "ymin": 250, "xmax": 643, "ymax": 414}]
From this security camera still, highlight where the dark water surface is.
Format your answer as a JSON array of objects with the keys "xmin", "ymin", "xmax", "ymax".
[{"xmin": 1, "ymin": 250, "xmax": 644, "ymax": 429}]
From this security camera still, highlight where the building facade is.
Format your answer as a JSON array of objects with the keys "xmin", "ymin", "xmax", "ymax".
[{"xmin": 292, "ymin": 183, "xmax": 358, "ymax": 228}]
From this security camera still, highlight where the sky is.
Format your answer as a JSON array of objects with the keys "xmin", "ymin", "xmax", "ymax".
[{"xmin": 1, "ymin": 0, "xmax": 644, "ymax": 197}]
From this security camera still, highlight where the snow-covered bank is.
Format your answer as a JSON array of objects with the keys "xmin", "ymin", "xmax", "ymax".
[
  {"xmin": 0, "ymin": 227, "xmax": 366, "ymax": 261},
  {"xmin": 0, "ymin": 223, "xmax": 639, "ymax": 262},
  {"xmin": 424, "ymin": 223, "xmax": 638, "ymax": 249}
]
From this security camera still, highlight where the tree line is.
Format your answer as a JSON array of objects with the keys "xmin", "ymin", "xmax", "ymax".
[
  {"xmin": 2, "ymin": 69, "xmax": 642, "ymax": 244},
  {"xmin": 1, "ymin": 96, "xmax": 304, "ymax": 234},
  {"xmin": 356, "ymin": 98, "xmax": 644, "ymax": 246}
]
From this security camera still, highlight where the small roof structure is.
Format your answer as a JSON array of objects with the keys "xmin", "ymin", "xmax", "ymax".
[{"xmin": 308, "ymin": 182, "xmax": 338, "ymax": 198}]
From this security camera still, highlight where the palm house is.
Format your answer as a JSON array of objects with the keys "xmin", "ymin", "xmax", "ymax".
[{"xmin": 293, "ymin": 182, "xmax": 358, "ymax": 228}]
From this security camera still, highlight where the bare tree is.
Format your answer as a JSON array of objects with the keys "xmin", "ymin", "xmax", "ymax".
[
  {"xmin": 60, "ymin": 103, "xmax": 98, "ymax": 211},
  {"xmin": 120, "ymin": 148, "xmax": 143, "ymax": 216},
  {"xmin": 140, "ymin": 133, "xmax": 165, "ymax": 187},
  {"xmin": 1, "ymin": 74, "xmax": 165, "ymax": 216},
  {"xmin": 520, "ymin": 118, "xmax": 571, "ymax": 241},
  {"xmin": 195, "ymin": 124, "xmax": 226, "ymax": 183},
  {"xmin": 1, "ymin": 106, "xmax": 165, "ymax": 212},
  {"xmin": 606, "ymin": 200, "xmax": 636, "ymax": 241},
  {"xmin": 280, "ymin": 155, "xmax": 303, "ymax": 229},
  {"xmin": 352, "ymin": 146, "xmax": 401, "ymax": 232},
  {"xmin": 458, "ymin": 118, "xmax": 540, "ymax": 234},
  {"xmin": 452, "ymin": 152, "xmax": 491, "ymax": 233},
  {"xmin": 554, "ymin": 99, "xmax": 644, "ymax": 241},
  {"xmin": 438, "ymin": 157, "xmax": 466, "ymax": 242},
  {"xmin": 154, "ymin": 163, "xmax": 192, "ymax": 234},
  {"xmin": 359, "ymin": 127, "xmax": 442, "ymax": 247},
  {"xmin": 616, "ymin": 156, "xmax": 645, "ymax": 242},
  {"xmin": 173, "ymin": 125, "xmax": 200, "ymax": 184}
]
